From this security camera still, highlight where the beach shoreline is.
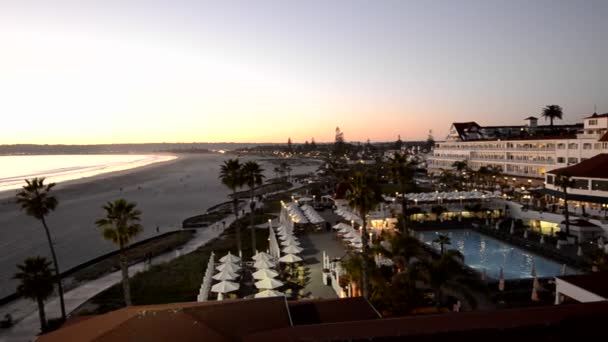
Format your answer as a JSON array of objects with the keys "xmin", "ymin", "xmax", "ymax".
[{"xmin": 0, "ymin": 153, "xmax": 180, "ymax": 201}]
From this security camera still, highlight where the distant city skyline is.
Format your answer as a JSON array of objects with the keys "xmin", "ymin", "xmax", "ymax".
[{"xmin": 1, "ymin": 0, "xmax": 607, "ymax": 144}]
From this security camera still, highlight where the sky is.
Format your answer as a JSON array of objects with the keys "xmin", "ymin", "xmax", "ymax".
[{"xmin": 1, "ymin": 0, "xmax": 607, "ymax": 144}]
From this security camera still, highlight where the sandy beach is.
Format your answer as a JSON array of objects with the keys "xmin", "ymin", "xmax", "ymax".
[{"xmin": 0, "ymin": 153, "xmax": 319, "ymax": 298}]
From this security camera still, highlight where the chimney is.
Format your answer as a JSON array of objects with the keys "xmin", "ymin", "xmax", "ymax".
[{"xmin": 525, "ymin": 116, "xmax": 538, "ymax": 128}]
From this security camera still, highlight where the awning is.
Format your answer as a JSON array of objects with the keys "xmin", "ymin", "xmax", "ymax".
[{"xmin": 537, "ymin": 188, "xmax": 608, "ymax": 204}]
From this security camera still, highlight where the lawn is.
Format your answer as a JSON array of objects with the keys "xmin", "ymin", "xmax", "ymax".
[{"xmin": 85, "ymin": 212, "xmax": 275, "ymax": 314}]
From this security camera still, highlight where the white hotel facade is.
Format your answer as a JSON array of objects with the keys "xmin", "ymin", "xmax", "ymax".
[{"xmin": 428, "ymin": 113, "xmax": 608, "ymax": 179}]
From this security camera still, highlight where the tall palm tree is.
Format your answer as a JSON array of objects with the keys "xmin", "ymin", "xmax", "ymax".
[
  {"xmin": 219, "ymin": 159, "xmax": 244, "ymax": 253},
  {"xmin": 433, "ymin": 234, "xmax": 451, "ymax": 254},
  {"xmin": 16, "ymin": 178, "xmax": 66, "ymax": 321},
  {"xmin": 347, "ymin": 172, "xmax": 380, "ymax": 299},
  {"xmin": 242, "ymin": 161, "xmax": 265, "ymax": 253},
  {"xmin": 554, "ymin": 172, "xmax": 576, "ymax": 237},
  {"xmin": 95, "ymin": 199, "xmax": 143, "ymax": 306},
  {"xmin": 452, "ymin": 160, "xmax": 468, "ymax": 172},
  {"xmin": 14, "ymin": 256, "xmax": 55, "ymax": 332},
  {"xmin": 541, "ymin": 104, "xmax": 563, "ymax": 127},
  {"xmin": 387, "ymin": 153, "xmax": 416, "ymax": 233}
]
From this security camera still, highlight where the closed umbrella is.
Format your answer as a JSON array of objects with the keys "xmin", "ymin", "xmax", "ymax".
[
  {"xmin": 216, "ymin": 262, "xmax": 240, "ymax": 273},
  {"xmin": 530, "ymin": 263, "xmax": 536, "ymax": 277},
  {"xmin": 254, "ymin": 259, "xmax": 276, "ymax": 269},
  {"xmin": 220, "ymin": 252, "xmax": 241, "ymax": 263},
  {"xmin": 498, "ymin": 267, "xmax": 505, "ymax": 291},
  {"xmin": 282, "ymin": 245, "xmax": 303, "ymax": 254},
  {"xmin": 252, "ymin": 268, "xmax": 279, "ymax": 280},
  {"xmin": 211, "ymin": 280, "xmax": 239, "ymax": 293},
  {"xmin": 279, "ymin": 254, "xmax": 303, "ymax": 263},
  {"xmin": 254, "ymin": 289, "xmax": 284, "ymax": 298},
  {"xmin": 212, "ymin": 269, "xmax": 238, "ymax": 281},
  {"xmin": 255, "ymin": 278, "xmax": 284, "ymax": 289}
]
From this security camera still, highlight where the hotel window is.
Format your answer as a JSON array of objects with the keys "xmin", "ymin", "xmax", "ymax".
[
  {"xmin": 557, "ymin": 157, "xmax": 565, "ymax": 163},
  {"xmin": 572, "ymin": 179, "xmax": 589, "ymax": 189},
  {"xmin": 592, "ymin": 180, "xmax": 608, "ymax": 191},
  {"xmin": 583, "ymin": 143, "xmax": 592, "ymax": 149},
  {"xmin": 595, "ymin": 143, "xmax": 602, "ymax": 149},
  {"xmin": 589, "ymin": 119, "xmax": 598, "ymax": 125},
  {"xmin": 557, "ymin": 143, "xmax": 566, "ymax": 149},
  {"xmin": 567, "ymin": 157, "xmax": 578, "ymax": 164},
  {"xmin": 546, "ymin": 175, "xmax": 554, "ymax": 184},
  {"xmin": 568, "ymin": 143, "xmax": 578, "ymax": 149}
]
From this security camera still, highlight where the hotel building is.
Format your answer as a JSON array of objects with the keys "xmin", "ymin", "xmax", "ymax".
[{"xmin": 428, "ymin": 113, "xmax": 608, "ymax": 179}]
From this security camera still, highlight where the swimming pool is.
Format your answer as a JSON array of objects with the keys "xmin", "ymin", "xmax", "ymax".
[{"xmin": 416, "ymin": 229, "xmax": 578, "ymax": 279}]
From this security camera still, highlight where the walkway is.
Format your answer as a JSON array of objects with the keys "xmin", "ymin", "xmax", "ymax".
[
  {"xmin": 0, "ymin": 209, "xmax": 249, "ymax": 342},
  {"xmin": 298, "ymin": 231, "xmax": 347, "ymax": 299}
]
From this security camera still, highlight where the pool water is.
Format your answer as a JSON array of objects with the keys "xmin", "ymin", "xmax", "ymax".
[{"xmin": 417, "ymin": 229, "xmax": 578, "ymax": 279}]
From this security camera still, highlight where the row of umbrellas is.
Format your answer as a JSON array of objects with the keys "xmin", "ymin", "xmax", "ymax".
[
  {"xmin": 333, "ymin": 222, "xmax": 363, "ymax": 249},
  {"xmin": 211, "ymin": 252, "xmax": 242, "ymax": 300},
  {"xmin": 197, "ymin": 252, "xmax": 216, "ymax": 302},
  {"xmin": 300, "ymin": 204, "xmax": 325, "ymax": 224},
  {"xmin": 251, "ymin": 251, "xmax": 284, "ymax": 298},
  {"xmin": 334, "ymin": 206, "xmax": 363, "ymax": 225},
  {"xmin": 283, "ymin": 202, "xmax": 309, "ymax": 223}
]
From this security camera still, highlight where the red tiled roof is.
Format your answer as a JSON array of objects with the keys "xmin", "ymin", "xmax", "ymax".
[
  {"xmin": 547, "ymin": 154, "xmax": 608, "ymax": 179},
  {"xmin": 245, "ymin": 301, "xmax": 608, "ymax": 341},
  {"xmin": 599, "ymin": 131, "xmax": 608, "ymax": 142},
  {"xmin": 556, "ymin": 272, "xmax": 608, "ymax": 299},
  {"xmin": 585, "ymin": 112, "xmax": 608, "ymax": 119},
  {"xmin": 288, "ymin": 297, "xmax": 380, "ymax": 325},
  {"xmin": 37, "ymin": 297, "xmax": 291, "ymax": 342},
  {"xmin": 452, "ymin": 122, "xmax": 481, "ymax": 139}
]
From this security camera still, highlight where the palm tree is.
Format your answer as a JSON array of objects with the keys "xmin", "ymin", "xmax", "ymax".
[
  {"xmin": 219, "ymin": 159, "xmax": 244, "ymax": 253},
  {"xmin": 433, "ymin": 234, "xmax": 451, "ymax": 254},
  {"xmin": 347, "ymin": 172, "xmax": 380, "ymax": 299},
  {"xmin": 541, "ymin": 104, "xmax": 563, "ymax": 127},
  {"xmin": 16, "ymin": 178, "xmax": 66, "ymax": 321},
  {"xmin": 95, "ymin": 199, "xmax": 143, "ymax": 306},
  {"xmin": 554, "ymin": 172, "xmax": 575, "ymax": 237},
  {"xmin": 452, "ymin": 160, "xmax": 468, "ymax": 172},
  {"xmin": 387, "ymin": 153, "xmax": 416, "ymax": 233},
  {"xmin": 414, "ymin": 250, "xmax": 464, "ymax": 308},
  {"xmin": 242, "ymin": 161, "xmax": 265, "ymax": 253},
  {"xmin": 374, "ymin": 234, "xmax": 422, "ymax": 272},
  {"xmin": 14, "ymin": 257, "xmax": 55, "ymax": 332}
]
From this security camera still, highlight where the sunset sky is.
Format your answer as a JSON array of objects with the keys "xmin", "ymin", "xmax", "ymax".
[{"xmin": 1, "ymin": 0, "xmax": 607, "ymax": 144}]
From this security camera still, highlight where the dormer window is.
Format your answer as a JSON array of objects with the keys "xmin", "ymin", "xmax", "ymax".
[{"xmin": 589, "ymin": 119, "xmax": 598, "ymax": 125}]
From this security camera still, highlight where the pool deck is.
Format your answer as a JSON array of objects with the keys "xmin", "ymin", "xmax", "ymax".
[{"xmin": 297, "ymin": 209, "xmax": 348, "ymax": 299}]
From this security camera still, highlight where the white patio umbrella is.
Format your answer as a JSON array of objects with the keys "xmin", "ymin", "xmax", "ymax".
[
  {"xmin": 220, "ymin": 252, "xmax": 241, "ymax": 263},
  {"xmin": 279, "ymin": 253, "xmax": 303, "ymax": 263},
  {"xmin": 282, "ymin": 245, "xmax": 303, "ymax": 254},
  {"xmin": 211, "ymin": 280, "xmax": 239, "ymax": 293},
  {"xmin": 255, "ymin": 277, "xmax": 284, "ymax": 289},
  {"xmin": 254, "ymin": 289, "xmax": 284, "ymax": 298},
  {"xmin": 216, "ymin": 262, "xmax": 241, "ymax": 273},
  {"xmin": 252, "ymin": 268, "xmax": 279, "ymax": 280},
  {"xmin": 253, "ymin": 258, "xmax": 276, "ymax": 269},
  {"xmin": 278, "ymin": 233, "xmax": 294, "ymax": 241},
  {"xmin": 280, "ymin": 238, "xmax": 300, "ymax": 247},
  {"xmin": 212, "ymin": 269, "xmax": 238, "ymax": 281},
  {"xmin": 252, "ymin": 251, "xmax": 273, "ymax": 261}
]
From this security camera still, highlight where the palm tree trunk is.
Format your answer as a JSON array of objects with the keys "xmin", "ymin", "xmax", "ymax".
[
  {"xmin": 401, "ymin": 183, "xmax": 408, "ymax": 234},
  {"xmin": 250, "ymin": 187, "xmax": 256, "ymax": 253},
  {"xmin": 37, "ymin": 296, "xmax": 47, "ymax": 332},
  {"xmin": 40, "ymin": 217, "xmax": 66, "ymax": 321},
  {"xmin": 120, "ymin": 249, "xmax": 132, "ymax": 306},
  {"xmin": 360, "ymin": 215, "xmax": 370, "ymax": 299},
  {"xmin": 232, "ymin": 189, "xmax": 242, "ymax": 254}
]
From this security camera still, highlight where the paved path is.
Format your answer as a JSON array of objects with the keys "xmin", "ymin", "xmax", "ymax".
[
  {"xmin": 299, "ymin": 231, "xmax": 347, "ymax": 299},
  {"xmin": 0, "ymin": 209, "xmax": 249, "ymax": 342}
]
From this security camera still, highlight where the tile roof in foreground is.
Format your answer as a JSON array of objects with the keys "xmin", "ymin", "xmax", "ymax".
[{"xmin": 547, "ymin": 154, "xmax": 608, "ymax": 179}]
